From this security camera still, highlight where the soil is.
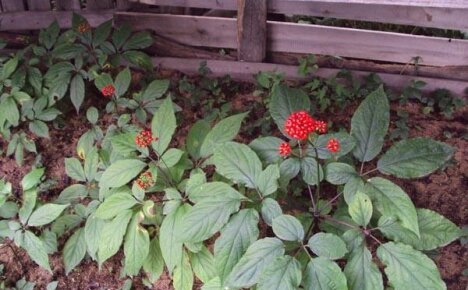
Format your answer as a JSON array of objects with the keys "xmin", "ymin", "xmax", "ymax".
[{"xmin": 0, "ymin": 71, "xmax": 466, "ymax": 290}]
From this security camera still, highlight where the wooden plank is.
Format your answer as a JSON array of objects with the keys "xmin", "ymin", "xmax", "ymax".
[
  {"xmin": 0, "ymin": 10, "xmax": 114, "ymax": 30},
  {"xmin": 86, "ymin": 0, "xmax": 114, "ymax": 10},
  {"xmin": 116, "ymin": 0, "xmax": 132, "ymax": 10},
  {"xmin": 56, "ymin": 0, "xmax": 81, "ymax": 10},
  {"xmin": 152, "ymin": 57, "xmax": 468, "ymax": 97},
  {"xmin": 128, "ymin": 0, "xmax": 468, "ymax": 30},
  {"xmin": 115, "ymin": 13, "xmax": 468, "ymax": 66},
  {"xmin": 1, "ymin": 0, "xmax": 25, "ymax": 12},
  {"xmin": 27, "ymin": 0, "xmax": 51, "ymax": 11},
  {"xmin": 114, "ymin": 13, "xmax": 237, "ymax": 48},
  {"xmin": 269, "ymin": 1, "xmax": 468, "ymax": 31},
  {"xmin": 237, "ymin": 0, "xmax": 267, "ymax": 62},
  {"xmin": 268, "ymin": 21, "xmax": 468, "ymax": 66}
]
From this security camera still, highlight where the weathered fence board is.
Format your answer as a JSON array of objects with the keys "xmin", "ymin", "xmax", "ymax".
[
  {"xmin": 0, "ymin": 10, "xmax": 113, "ymax": 30},
  {"xmin": 115, "ymin": 13, "xmax": 468, "ymax": 66},
  {"xmin": 27, "ymin": 0, "xmax": 51, "ymax": 11},
  {"xmin": 129, "ymin": 0, "xmax": 468, "ymax": 30},
  {"xmin": 1, "ymin": 0, "xmax": 25, "ymax": 12},
  {"xmin": 56, "ymin": 0, "xmax": 81, "ymax": 10},
  {"xmin": 86, "ymin": 0, "xmax": 114, "ymax": 10},
  {"xmin": 152, "ymin": 57, "xmax": 468, "ymax": 96},
  {"xmin": 237, "ymin": 0, "xmax": 267, "ymax": 62}
]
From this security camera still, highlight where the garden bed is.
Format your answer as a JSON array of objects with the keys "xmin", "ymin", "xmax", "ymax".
[{"xmin": 0, "ymin": 67, "xmax": 466, "ymax": 289}]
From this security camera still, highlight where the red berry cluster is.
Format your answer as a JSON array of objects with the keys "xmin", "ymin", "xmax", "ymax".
[
  {"xmin": 101, "ymin": 84, "xmax": 115, "ymax": 97},
  {"xmin": 135, "ymin": 171, "xmax": 153, "ymax": 190},
  {"xmin": 284, "ymin": 111, "xmax": 316, "ymax": 140},
  {"xmin": 315, "ymin": 120, "xmax": 327, "ymax": 134},
  {"xmin": 279, "ymin": 142, "xmax": 291, "ymax": 157},
  {"xmin": 327, "ymin": 138, "xmax": 340, "ymax": 153},
  {"xmin": 77, "ymin": 22, "xmax": 91, "ymax": 33},
  {"xmin": 135, "ymin": 130, "xmax": 157, "ymax": 148}
]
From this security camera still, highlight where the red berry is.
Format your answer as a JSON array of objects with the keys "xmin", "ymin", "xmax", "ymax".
[
  {"xmin": 279, "ymin": 142, "xmax": 291, "ymax": 157},
  {"xmin": 284, "ymin": 111, "xmax": 316, "ymax": 140},
  {"xmin": 136, "ymin": 171, "xmax": 153, "ymax": 190},
  {"xmin": 327, "ymin": 138, "xmax": 340, "ymax": 153},
  {"xmin": 101, "ymin": 84, "xmax": 115, "ymax": 97},
  {"xmin": 315, "ymin": 120, "xmax": 327, "ymax": 134},
  {"xmin": 135, "ymin": 130, "xmax": 157, "ymax": 148}
]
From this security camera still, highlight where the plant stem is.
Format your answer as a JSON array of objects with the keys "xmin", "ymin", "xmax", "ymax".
[
  {"xmin": 361, "ymin": 167, "xmax": 379, "ymax": 176},
  {"xmin": 307, "ymin": 184, "xmax": 317, "ymax": 214},
  {"xmin": 301, "ymin": 242, "xmax": 313, "ymax": 260},
  {"xmin": 319, "ymin": 191, "xmax": 343, "ymax": 213},
  {"xmin": 360, "ymin": 161, "xmax": 365, "ymax": 175},
  {"xmin": 321, "ymin": 214, "xmax": 359, "ymax": 230}
]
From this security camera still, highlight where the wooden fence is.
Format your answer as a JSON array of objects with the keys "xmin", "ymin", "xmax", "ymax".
[{"xmin": 0, "ymin": 0, "xmax": 467, "ymax": 96}]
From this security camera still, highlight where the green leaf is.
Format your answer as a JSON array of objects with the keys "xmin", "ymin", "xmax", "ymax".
[
  {"xmin": 3, "ymin": 56, "xmax": 18, "ymax": 79},
  {"xmin": 70, "ymin": 74, "xmax": 85, "ymax": 113},
  {"xmin": 303, "ymin": 257, "xmax": 347, "ymax": 290},
  {"xmin": 98, "ymin": 210, "xmax": 133, "ymax": 265},
  {"xmin": 364, "ymin": 177, "xmax": 419, "ymax": 237},
  {"xmin": 65, "ymin": 158, "xmax": 86, "ymax": 182},
  {"xmin": 94, "ymin": 73, "xmax": 113, "ymax": 90},
  {"xmin": 178, "ymin": 184, "xmax": 244, "ymax": 243},
  {"xmin": 279, "ymin": 158, "xmax": 301, "ymax": 189},
  {"xmin": 261, "ymin": 198, "xmax": 282, "ymax": 226},
  {"xmin": 110, "ymin": 133, "xmax": 137, "ymax": 156},
  {"xmin": 173, "ymin": 251, "xmax": 194, "ymax": 290},
  {"xmin": 214, "ymin": 209, "xmax": 259, "ymax": 283},
  {"xmin": 272, "ymin": 214, "xmax": 304, "ymax": 241},
  {"xmin": 99, "ymin": 159, "xmax": 146, "ymax": 189},
  {"xmin": 143, "ymin": 237, "xmax": 164, "ymax": 283},
  {"xmin": 160, "ymin": 148, "xmax": 184, "ymax": 168},
  {"xmin": 213, "ymin": 142, "xmax": 262, "ymax": 188},
  {"xmin": 301, "ymin": 157, "xmax": 324, "ymax": 185},
  {"xmin": 269, "ymin": 84, "xmax": 310, "ymax": 136},
  {"xmin": 46, "ymin": 281, "xmax": 58, "ymax": 290},
  {"xmin": 308, "ymin": 233, "xmax": 348, "ymax": 260},
  {"xmin": 225, "ymin": 237, "xmax": 284, "ymax": 288},
  {"xmin": 201, "ymin": 277, "xmax": 222, "ymax": 290},
  {"xmin": 28, "ymin": 204, "xmax": 69, "ymax": 227},
  {"xmin": 186, "ymin": 120, "xmax": 211, "ymax": 160},
  {"xmin": 115, "ymin": 67, "xmax": 131, "ymax": 97},
  {"xmin": 29, "ymin": 120, "xmax": 49, "ymax": 138},
  {"xmin": 377, "ymin": 137, "xmax": 454, "ymax": 178},
  {"xmin": 256, "ymin": 164, "xmax": 280, "ymax": 196},
  {"xmin": 325, "ymin": 162, "xmax": 358, "ymax": 185},
  {"xmin": 63, "ymin": 228, "xmax": 86, "ymax": 274},
  {"xmin": 23, "ymin": 230, "xmax": 51, "ymax": 272},
  {"xmin": 160, "ymin": 204, "xmax": 190, "ymax": 274},
  {"xmin": 41, "ymin": 230, "xmax": 58, "ymax": 253},
  {"xmin": 257, "ymin": 256, "xmax": 302, "ymax": 290},
  {"xmin": 141, "ymin": 79, "xmax": 169, "ymax": 100},
  {"xmin": 348, "ymin": 192, "xmax": 373, "ymax": 227},
  {"xmin": 200, "ymin": 113, "xmax": 248, "ymax": 158},
  {"xmin": 189, "ymin": 246, "xmax": 217, "ymax": 283},
  {"xmin": 151, "ymin": 97, "xmax": 176, "ymax": 155},
  {"xmin": 377, "ymin": 242, "xmax": 446, "ymax": 290},
  {"xmin": 2, "ymin": 97, "xmax": 19, "ymax": 126},
  {"xmin": 343, "ymin": 176, "xmax": 365, "ymax": 204},
  {"xmin": 19, "ymin": 189, "xmax": 37, "ymax": 224},
  {"xmin": 84, "ymin": 148, "xmax": 99, "ymax": 181},
  {"xmin": 351, "ymin": 86, "xmax": 389, "ymax": 162},
  {"xmin": 378, "ymin": 208, "xmax": 461, "ymax": 251},
  {"xmin": 123, "ymin": 31, "xmax": 153, "ymax": 50},
  {"xmin": 95, "ymin": 191, "xmax": 138, "ymax": 220},
  {"xmin": 249, "ymin": 136, "xmax": 283, "ymax": 164},
  {"xmin": 86, "ymin": 107, "xmax": 99, "ymax": 124},
  {"xmin": 21, "ymin": 168, "xmax": 44, "ymax": 191},
  {"xmin": 85, "ymin": 213, "xmax": 105, "ymax": 261},
  {"xmin": 124, "ymin": 213, "xmax": 150, "ymax": 276},
  {"xmin": 122, "ymin": 50, "xmax": 153, "ymax": 70},
  {"xmin": 344, "ymin": 245, "xmax": 383, "ymax": 290},
  {"xmin": 93, "ymin": 20, "xmax": 112, "ymax": 47}
]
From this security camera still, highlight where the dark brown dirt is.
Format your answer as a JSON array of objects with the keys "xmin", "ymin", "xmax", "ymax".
[{"xmin": 0, "ymin": 74, "xmax": 466, "ymax": 289}]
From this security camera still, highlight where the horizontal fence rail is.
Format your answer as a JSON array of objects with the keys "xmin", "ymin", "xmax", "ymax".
[
  {"xmin": 130, "ymin": 0, "xmax": 468, "ymax": 30},
  {"xmin": 115, "ymin": 12, "xmax": 468, "ymax": 66}
]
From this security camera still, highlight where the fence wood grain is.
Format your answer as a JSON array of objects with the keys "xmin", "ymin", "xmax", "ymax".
[
  {"xmin": 1, "ymin": 0, "xmax": 25, "ymax": 12},
  {"xmin": 152, "ymin": 57, "xmax": 468, "ymax": 96},
  {"xmin": 237, "ymin": 0, "xmax": 267, "ymax": 62},
  {"xmin": 129, "ymin": 0, "xmax": 468, "ymax": 30},
  {"xmin": 27, "ymin": 0, "xmax": 51, "ymax": 11},
  {"xmin": 86, "ymin": 0, "xmax": 114, "ymax": 10},
  {"xmin": 0, "ymin": 10, "xmax": 113, "ymax": 30},
  {"xmin": 56, "ymin": 0, "xmax": 81, "ymax": 10},
  {"xmin": 115, "ymin": 13, "xmax": 468, "ymax": 66}
]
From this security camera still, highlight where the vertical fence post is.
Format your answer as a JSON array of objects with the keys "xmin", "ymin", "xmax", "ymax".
[{"xmin": 237, "ymin": 0, "xmax": 267, "ymax": 62}]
